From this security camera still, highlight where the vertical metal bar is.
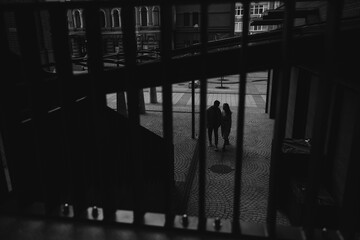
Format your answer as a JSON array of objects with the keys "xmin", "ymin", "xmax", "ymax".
[
  {"xmin": 192, "ymin": 80, "xmax": 195, "ymax": 139},
  {"xmin": 84, "ymin": 5, "xmax": 106, "ymax": 213},
  {"xmin": 0, "ymin": 10, "xmax": 10, "ymax": 120},
  {"xmin": 122, "ymin": 6, "xmax": 139, "ymax": 123},
  {"xmin": 0, "ymin": 10, "xmax": 14, "ymax": 195},
  {"xmin": 0, "ymin": 11, "xmax": 9, "ymax": 52},
  {"xmin": 340, "ymin": 103, "xmax": 360, "ymax": 240},
  {"xmin": 15, "ymin": 8, "xmax": 50, "ymax": 211},
  {"xmin": 267, "ymin": 0, "xmax": 295, "ymax": 237},
  {"xmin": 269, "ymin": 68, "xmax": 279, "ymax": 119},
  {"xmin": 232, "ymin": 0, "xmax": 249, "ymax": 234},
  {"xmin": 303, "ymin": 0, "xmax": 344, "ymax": 237},
  {"xmin": 160, "ymin": 1, "xmax": 174, "ymax": 227},
  {"xmin": 265, "ymin": 69, "xmax": 270, "ymax": 114},
  {"xmin": 48, "ymin": 6, "xmax": 74, "ymax": 209},
  {"xmin": 198, "ymin": 2, "xmax": 208, "ymax": 231},
  {"xmin": 122, "ymin": 5, "xmax": 143, "ymax": 224}
]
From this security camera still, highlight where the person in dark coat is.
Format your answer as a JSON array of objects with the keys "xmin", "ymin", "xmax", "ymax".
[
  {"xmin": 207, "ymin": 100, "xmax": 222, "ymax": 151},
  {"xmin": 221, "ymin": 103, "xmax": 232, "ymax": 151}
]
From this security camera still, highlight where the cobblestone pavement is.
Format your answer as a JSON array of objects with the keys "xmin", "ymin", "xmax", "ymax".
[
  {"xmin": 106, "ymin": 73, "xmax": 268, "ymax": 112},
  {"xmin": 106, "ymin": 72, "xmax": 290, "ymax": 225}
]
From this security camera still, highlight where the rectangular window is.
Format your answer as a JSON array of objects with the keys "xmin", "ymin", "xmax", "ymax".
[
  {"xmin": 184, "ymin": 12, "xmax": 190, "ymax": 26},
  {"xmin": 251, "ymin": 4, "xmax": 267, "ymax": 17},
  {"xmin": 251, "ymin": 25, "xmax": 263, "ymax": 31},
  {"xmin": 234, "ymin": 22, "xmax": 242, "ymax": 32},
  {"xmin": 192, "ymin": 12, "xmax": 199, "ymax": 26},
  {"xmin": 235, "ymin": 6, "xmax": 243, "ymax": 16}
]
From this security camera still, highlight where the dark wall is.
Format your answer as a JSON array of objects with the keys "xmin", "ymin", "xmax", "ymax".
[
  {"xmin": 285, "ymin": 67, "xmax": 311, "ymax": 139},
  {"xmin": 331, "ymin": 89, "xmax": 358, "ymax": 204},
  {"xmin": 284, "ymin": 65, "xmax": 360, "ymax": 208},
  {"xmin": 305, "ymin": 75, "xmax": 320, "ymax": 139}
]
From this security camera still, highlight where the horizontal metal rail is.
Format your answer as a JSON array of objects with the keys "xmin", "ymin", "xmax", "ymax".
[{"xmin": 0, "ymin": 0, "xmax": 332, "ymax": 11}]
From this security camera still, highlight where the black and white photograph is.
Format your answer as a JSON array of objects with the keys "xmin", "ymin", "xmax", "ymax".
[{"xmin": 0, "ymin": 0, "xmax": 360, "ymax": 239}]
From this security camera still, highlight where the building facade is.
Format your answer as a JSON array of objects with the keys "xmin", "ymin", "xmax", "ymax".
[
  {"xmin": 68, "ymin": 4, "xmax": 236, "ymax": 56},
  {"xmin": 67, "ymin": 6, "xmax": 161, "ymax": 58},
  {"xmin": 234, "ymin": 1, "xmax": 281, "ymax": 35},
  {"xmin": 174, "ymin": 4, "xmax": 235, "ymax": 48}
]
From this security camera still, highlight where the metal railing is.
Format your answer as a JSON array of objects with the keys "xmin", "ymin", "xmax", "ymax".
[{"xmin": 1, "ymin": 0, "xmax": 358, "ymax": 239}]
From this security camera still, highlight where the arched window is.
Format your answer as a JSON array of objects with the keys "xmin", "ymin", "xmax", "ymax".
[
  {"xmin": 153, "ymin": 7, "xmax": 159, "ymax": 26},
  {"xmin": 73, "ymin": 9, "xmax": 82, "ymax": 28},
  {"xmin": 111, "ymin": 8, "xmax": 121, "ymax": 27},
  {"xmin": 140, "ymin": 7, "xmax": 147, "ymax": 26},
  {"xmin": 100, "ymin": 9, "xmax": 106, "ymax": 28}
]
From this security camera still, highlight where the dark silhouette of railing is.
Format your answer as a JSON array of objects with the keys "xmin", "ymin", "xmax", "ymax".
[{"xmin": 1, "ymin": 0, "xmax": 359, "ymax": 239}]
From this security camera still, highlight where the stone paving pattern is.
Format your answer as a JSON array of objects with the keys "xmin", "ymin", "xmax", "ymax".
[
  {"xmin": 106, "ymin": 72, "xmax": 290, "ymax": 226},
  {"xmin": 186, "ymin": 107, "xmax": 290, "ymax": 225}
]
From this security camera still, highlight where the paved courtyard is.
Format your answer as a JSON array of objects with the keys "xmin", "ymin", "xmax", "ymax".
[{"xmin": 106, "ymin": 72, "xmax": 290, "ymax": 226}]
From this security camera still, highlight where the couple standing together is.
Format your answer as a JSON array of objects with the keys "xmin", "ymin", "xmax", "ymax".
[{"xmin": 206, "ymin": 100, "xmax": 232, "ymax": 152}]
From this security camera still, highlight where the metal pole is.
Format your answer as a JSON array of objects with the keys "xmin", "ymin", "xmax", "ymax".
[
  {"xmin": 198, "ymin": 2, "xmax": 208, "ymax": 232},
  {"xmin": 160, "ymin": 1, "xmax": 175, "ymax": 227},
  {"xmin": 232, "ymin": 1, "xmax": 249, "ymax": 234},
  {"xmin": 192, "ymin": 80, "xmax": 195, "ymax": 139},
  {"xmin": 267, "ymin": 1, "xmax": 295, "ymax": 237}
]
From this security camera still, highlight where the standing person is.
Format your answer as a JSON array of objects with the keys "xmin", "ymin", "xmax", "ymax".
[
  {"xmin": 207, "ymin": 100, "xmax": 222, "ymax": 151},
  {"xmin": 221, "ymin": 103, "xmax": 232, "ymax": 151}
]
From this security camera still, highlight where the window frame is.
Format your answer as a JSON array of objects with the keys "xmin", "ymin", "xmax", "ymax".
[
  {"xmin": 234, "ymin": 21, "xmax": 242, "ymax": 32},
  {"xmin": 73, "ymin": 9, "xmax": 83, "ymax": 28},
  {"xmin": 152, "ymin": 6, "xmax": 160, "ymax": 26},
  {"xmin": 111, "ymin": 8, "xmax": 121, "ymax": 28},
  {"xmin": 235, "ymin": 5, "xmax": 243, "ymax": 16},
  {"xmin": 140, "ymin": 7, "xmax": 148, "ymax": 27},
  {"xmin": 100, "ymin": 9, "xmax": 107, "ymax": 28}
]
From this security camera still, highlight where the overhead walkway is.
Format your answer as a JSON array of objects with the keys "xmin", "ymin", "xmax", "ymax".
[{"xmin": 95, "ymin": 18, "xmax": 360, "ymax": 94}]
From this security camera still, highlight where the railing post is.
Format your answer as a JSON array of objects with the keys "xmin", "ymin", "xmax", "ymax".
[
  {"xmin": 49, "ymin": 6, "xmax": 76, "ymax": 214},
  {"xmin": 267, "ymin": 0, "xmax": 295, "ymax": 237},
  {"xmin": 192, "ymin": 80, "xmax": 196, "ymax": 139},
  {"xmin": 84, "ymin": 5, "xmax": 107, "ymax": 217},
  {"xmin": 198, "ymin": 1, "xmax": 208, "ymax": 232},
  {"xmin": 232, "ymin": 0, "xmax": 249, "ymax": 235},
  {"xmin": 265, "ymin": 69, "xmax": 271, "ymax": 114},
  {"xmin": 15, "ymin": 8, "xmax": 54, "ymax": 213},
  {"xmin": 303, "ymin": 0, "xmax": 344, "ymax": 237},
  {"xmin": 160, "ymin": 0, "xmax": 175, "ymax": 227},
  {"xmin": 121, "ymin": 4, "xmax": 144, "ymax": 224},
  {"xmin": 0, "ymin": 10, "xmax": 14, "ymax": 197},
  {"xmin": 340, "ymin": 105, "xmax": 360, "ymax": 239}
]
